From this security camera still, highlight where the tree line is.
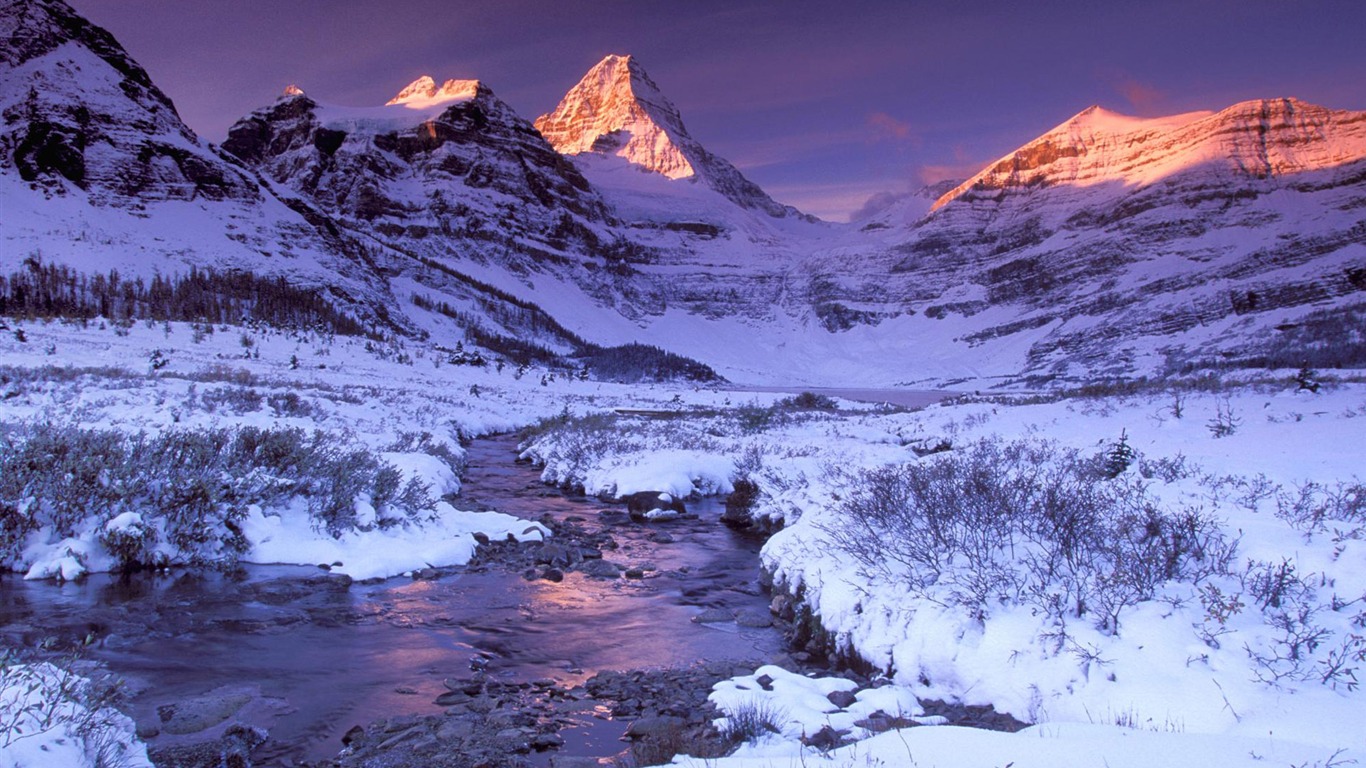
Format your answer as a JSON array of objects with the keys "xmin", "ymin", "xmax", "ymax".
[{"xmin": 1, "ymin": 256, "xmax": 370, "ymax": 336}]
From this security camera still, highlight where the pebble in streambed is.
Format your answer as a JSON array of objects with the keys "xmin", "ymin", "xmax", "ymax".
[{"xmin": 304, "ymin": 663, "xmax": 761, "ymax": 768}]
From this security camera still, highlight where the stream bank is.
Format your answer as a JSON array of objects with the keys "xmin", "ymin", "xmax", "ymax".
[{"xmin": 0, "ymin": 433, "xmax": 791, "ymax": 766}]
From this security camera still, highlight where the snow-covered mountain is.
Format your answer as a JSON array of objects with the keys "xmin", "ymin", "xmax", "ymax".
[
  {"xmin": 932, "ymin": 99, "xmax": 1365, "ymax": 213},
  {"xmin": 0, "ymin": 0, "xmax": 408, "ymax": 329},
  {"xmin": 223, "ymin": 76, "xmax": 610, "ymax": 237},
  {"xmin": 219, "ymin": 62, "xmax": 838, "ymax": 337},
  {"xmin": 220, "ymin": 72, "xmax": 699, "ymax": 339},
  {"xmin": 535, "ymin": 54, "xmax": 803, "ymax": 219},
  {"xmin": 4, "ymin": 0, "xmax": 1362, "ymax": 386},
  {"xmin": 856, "ymin": 98, "xmax": 1366, "ymax": 379}
]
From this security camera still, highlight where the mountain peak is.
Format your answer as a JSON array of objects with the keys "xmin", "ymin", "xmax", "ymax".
[
  {"xmin": 535, "ymin": 54, "xmax": 803, "ymax": 218},
  {"xmin": 386, "ymin": 75, "xmax": 482, "ymax": 107},
  {"xmin": 535, "ymin": 53, "xmax": 695, "ymax": 179},
  {"xmin": 282, "ymin": 83, "xmax": 305, "ymax": 98}
]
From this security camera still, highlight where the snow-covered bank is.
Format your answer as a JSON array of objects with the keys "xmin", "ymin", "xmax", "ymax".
[
  {"xmin": 0, "ymin": 318, "xmax": 720, "ymax": 580},
  {"xmin": 524, "ymin": 380, "xmax": 1366, "ymax": 764},
  {"xmin": 0, "ymin": 660, "xmax": 152, "ymax": 768}
]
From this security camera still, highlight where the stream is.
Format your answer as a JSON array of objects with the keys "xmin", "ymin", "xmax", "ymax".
[{"xmin": 0, "ymin": 434, "xmax": 786, "ymax": 766}]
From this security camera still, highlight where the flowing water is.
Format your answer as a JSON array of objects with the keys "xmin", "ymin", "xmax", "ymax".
[{"xmin": 0, "ymin": 434, "xmax": 784, "ymax": 765}]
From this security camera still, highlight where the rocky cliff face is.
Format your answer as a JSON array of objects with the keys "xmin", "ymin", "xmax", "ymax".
[
  {"xmin": 224, "ymin": 77, "xmax": 609, "ymax": 227},
  {"xmin": 0, "ymin": 0, "xmax": 253, "ymax": 203},
  {"xmin": 932, "ymin": 98, "xmax": 1366, "ymax": 213},
  {"xmin": 535, "ymin": 54, "xmax": 803, "ymax": 219},
  {"xmin": 221, "ymin": 76, "xmax": 679, "ymax": 329}
]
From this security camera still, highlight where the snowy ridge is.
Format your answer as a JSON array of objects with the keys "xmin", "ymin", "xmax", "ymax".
[
  {"xmin": 3, "ymin": 0, "xmax": 1364, "ymax": 387},
  {"xmin": 385, "ymin": 74, "xmax": 481, "ymax": 107},
  {"xmin": 932, "ymin": 98, "xmax": 1366, "ymax": 212}
]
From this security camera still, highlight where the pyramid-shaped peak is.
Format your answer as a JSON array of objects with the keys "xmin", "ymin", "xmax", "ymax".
[
  {"xmin": 535, "ymin": 53, "xmax": 803, "ymax": 217},
  {"xmin": 584, "ymin": 54, "xmax": 674, "ymax": 108},
  {"xmin": 583, "ymin": 54, "xmax": 649, "ymax": 84},
  {"xmin": 535, "ymin": 53, "xmax": 695, "ymax": 179},
  {"xmin": 386, "ymin": 75, "xmax": 481, "ymax": 106},
  {"xmin": 282, "ymin": 84, "xmax": 305, "ymax": 98}
]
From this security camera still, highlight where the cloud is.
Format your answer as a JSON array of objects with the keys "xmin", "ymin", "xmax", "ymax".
[
  {"xmin": 1103, "ymin": 72, "xmax": 1166, "ymax": 114},
  {"xmin": 849, "ymin": 189, "xmax": 912, "ymax": 221},
  {"xmin": 915, "ymin": 145, "xmax": 986, "ymax": 186},
  {"xmin": 867, "ymin": 111, "xmax": 915, "ymax": 143}
]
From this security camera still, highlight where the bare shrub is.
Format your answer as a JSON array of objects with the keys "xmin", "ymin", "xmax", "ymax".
[
  {"xmin": 1207, "ymin": 399, "xmax": 1241, "ymax": 438},
  {"xmin": 266, "ymin": 391, "xmax": 313, "ymax": 417},
  {"xmin": 720, "ymin": 699, "xmax": 787, "ymax": 744},
  {"xmin": 821, "ymin": 438, "xmax": 1234, "ymax": 632},
  {"xmin": 0, "ymin": 651, "xmax": 132, "ymax": 762},
  {"xmin": 1138, "ymin": 453, "xmax": 1197, "ymax": 483},
  {"xmin": 200, "ymin": 386, "xmax": 262, "ymax": 413},
  {"xmin": 387, "ymin": 430, "xmax": 465, "ymax": 477},
  {"xmin": 0, "ymin": 423, "xmax": 439, "ymax": 568},
  {"xmin": 1275, "ymin": 481, "xmax": 1366, "ymax": 533},
  {"xmin": 778, "ymin": 392, "xmax": 839, "ymax": 411}
]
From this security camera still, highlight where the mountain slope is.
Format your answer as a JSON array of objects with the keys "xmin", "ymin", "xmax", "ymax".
[
  {"xmin": 932, "ymin": 98, "xmax": 1366, "ymax": 212},
  {"xmin": 219, "ymin": 75, "xmax": 695, "ymax": 336},
  {"xmin": 855, "ymin": 98, "xmax": 1366, "ymax": 380},
  {"xmin": 5, "ymin": 0, "xmax": 1362, "ymax": 387},
  {"xmin": 535, "ymin": 54, "xmax": 803, "ymax": 219},
  {"xmin": 0, "ymin": 0, "xmax": 406, "ymax": 331}
]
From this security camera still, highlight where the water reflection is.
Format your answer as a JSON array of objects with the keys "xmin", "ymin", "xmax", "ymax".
[{"xmin": 0, "ymin": 434, "xmax": 782, "ymax": 764}]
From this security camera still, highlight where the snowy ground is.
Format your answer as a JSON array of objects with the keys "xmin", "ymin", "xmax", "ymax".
[
  {"xmin": 0, "ymin": 659, "xmax": 152, "ymax": 768},
  {"xmin": 2, "ymin": 315, "xmax": 1363, "ymax": 767},
  {"xmin": 0, "ymin": 316, "xmax": 739, "ymax": 581},
  {"xmin": 525, "ymin": 379, "xmax": 1366, "ymax": 767}
]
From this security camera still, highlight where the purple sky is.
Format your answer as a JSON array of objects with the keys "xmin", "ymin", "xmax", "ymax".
[{"xmin": 69, "ymin": 0, "xmax": 1366, "ymax": 221}]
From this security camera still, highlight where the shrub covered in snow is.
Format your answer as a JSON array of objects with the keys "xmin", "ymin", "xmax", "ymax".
[
  {"xmin": 0, "ymin": 423, "xmax": 440, "ymax": 573},
  {"xmin": 821, "ymin": 437, "xmax": 1235, "ymax": 632},
  {"xmin": 0, "ymin": 652, "xmax": 150, "ymax": 768}
]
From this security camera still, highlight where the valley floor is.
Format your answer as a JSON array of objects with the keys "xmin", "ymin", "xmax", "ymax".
[{"xmin": 1, "ymin": 316, "xmax": 1363, "ymax": 767}]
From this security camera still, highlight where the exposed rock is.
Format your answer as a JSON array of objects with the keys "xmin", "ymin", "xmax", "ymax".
[
  {"xmin": 826, "ymin": 689, "xmax": 858, "ymax": 709},
  {"xmin": 801, "ymin": 724, "xmax": 850, "ymax": 752},
  {"xmin": 147, "ymin": 724, "xmax": 265, "ymax": 768},
  {"xmin": 691, "ymin": 608, "xmax": 733, "ymax": 624},
  {"xmin": 156, "ymin": 689, "xmax": 253, "ymax": 735},
  {"xmin": 734, "ymin": 610, "xmax": 773, "ymax": 629},
  {"xmin": 535, "ymin": 54, "xmax": 805, "ymax": 219},
  {"xmin": 624, "ymin": 715, "xmax": 687, "ymax": 740},
  {"xmin": 623, "ymin": 491, "xmax": 687, "ymax": 521},
  {"xmin": 578, "ymin": 559, "xmax": 621, "ymax": 579}
]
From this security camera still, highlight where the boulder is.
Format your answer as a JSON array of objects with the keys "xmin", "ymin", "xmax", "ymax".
[
  {"xmin": 579, "ymin": 559, "xmax": 621, "ymax": 579},
  {"xmin": 691, "ymin": 608, "xmax": 733, "ymax": 624},
  {"xmin": 623, "ymin": 491, "xmax": 687, "ymax": 521},
  {"xmin": 624, "ymin": 715, "xmax": 686, "ymax": 740},
  {"xmin": 826, "ymin": 689, "xmax": 858, "ymax": 709},
  {"xmin": 734, "ymin": 610, "xmax": 773, "ymax": 628},
  {"xmin": 155, "ymin": 690, "xmax": 252, "ymax": 735}
]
